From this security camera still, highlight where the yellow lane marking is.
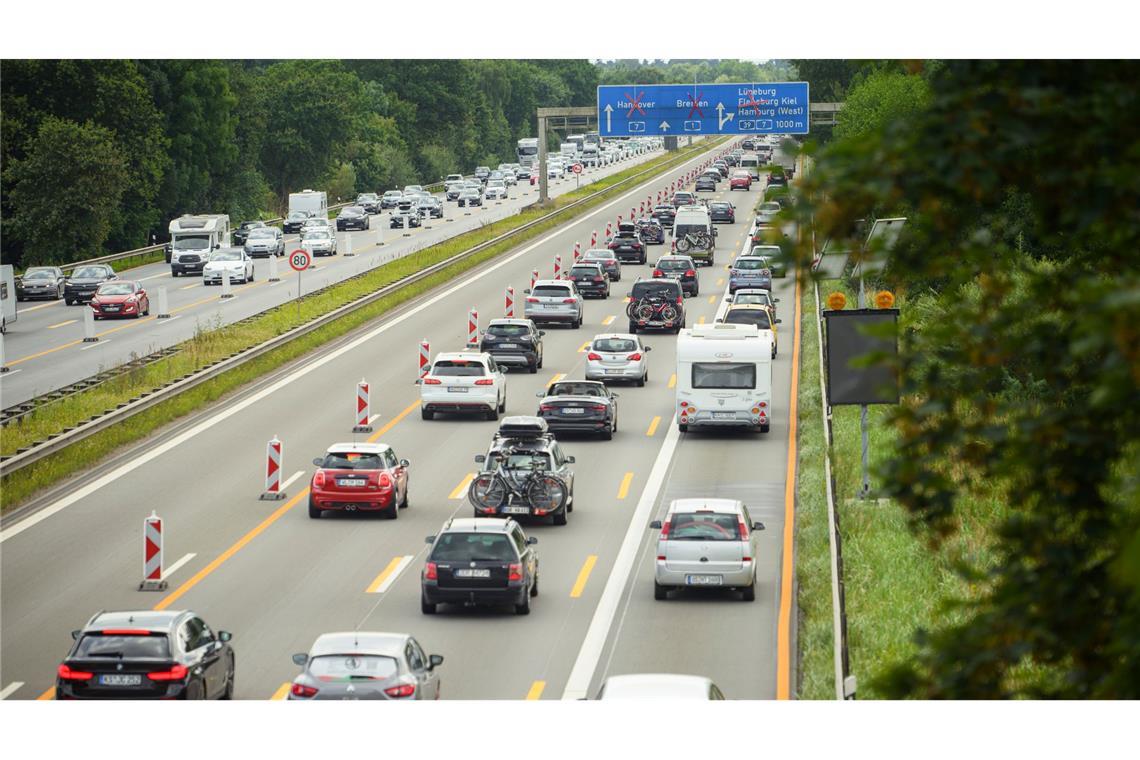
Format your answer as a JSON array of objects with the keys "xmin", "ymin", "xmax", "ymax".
[
  {"xmin": 37, "ymin": 686, "xmax": 54, "ymax": 700},
  {"xmin": 546, "ymin": 373, "xmax": 564, "ymax": 386},
  {"xmin": 602, "ymin": 315, "xmax": 615, "ymax": 326},
  {"xmin": 46, "ymin": 319, "xmax": 77, "ymax": 330},
  {"xmin": 570, "ymin": 555, "xmax": 599, "ymax": 598},
  {"xmin": 617, "ymin": 472, "xmax": 634, "ymax": 499},
  {"xmin": 777, "ymin": 276, "xmax": 803, "ymax": 700},
  {"xmin": 717, "ymin": 278, "xmax": 725, "ymax": 286},
  {"xmin": 449, "ymin": 473, "xmax": 475, "ymax": 499},
  {"xmin": 272, "ymin": 683, "xmax": 292, "ymax": 701},
  {"xmin": 668, "ymin": 373, "xmax": 677, "ymax": 389},
  {"xmin": 180, "ymin": 283, "xmax": 198, "ymax": 290},
  {"xmin": 697, "ymin": 316, "xmax": 706, "ymax": 325},
  {"xmin": 646, "ymin": 416, "xmax": 661, "ymax": 437},
  {"xmin": 366, "ymin": 556, "xmax": 406, "ymax": 593},
  {"xmin": 577, "ymin": 340, "xmax": 590, "ymax": 353},
  {"xmin": 526, "ymin": 681, "xmax": 546, "ymax": 700},
  {"xmin": 707, "ymin": 295, "xmax": 717, "ymax": 305}
]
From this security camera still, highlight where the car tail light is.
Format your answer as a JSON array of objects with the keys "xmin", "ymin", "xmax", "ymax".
[
  {"xmin": 653, "ymin": 269, "xmax": 664, "ymax": 277},
  {"xmin": 685, "ymin": 270, "xmax": 696, "ymax": 278},
  {"xmin": 676, "ymin": 296, "xmax": 684, "ymax": 305},
  {"xmin": 474, "ymin": 378, "xmax": 494, "ymax": 385},
  {"xmin": 738, "ymin": 520, "xmax": 750, "ymax": 540},
  {"xmin": 526, "ymin": 297, "xmax": 540, "ymax": 303},
  {"xmin": 656, "ymin": 555, "xmax": 666, "ymax": 561},
  {"xmin": 562, "ymin": 298, "xmax": 576, "ymax": 304},
  {"xmin": 57, "ymin": 664, "xmax": 94, "ymax": 681},
  {"xmin": 632, "ymin": 242, "xmax": 642, "ymax": 249},
  {"xmin": 508, "ymin": 563, "xmax": 523, "ymax": 581},
  {"xmin": 384, "ymin": 683, "xmax": 416, "ymax": 698},
  {"xmin": 378, "ymin": 473, "xmax": 392, "ymax": 488},
  {"xmin": 291, "ymin": 683, "xmax": 319, "ymax": 698},
  {"xmin": 424, "ymin": 562, "xmax": 438, "ymax": 580},
  {"xmin": 659, "ymin": 521, "xmax": 671, "ymax": 539},
  {"xmin": 627, "ymin": 353, "xmax": 642, "ymax": 361},
  {"xmin": 313, "ymin": 471, "xmax": 326, "ymax": 487},
  {"xmin": 759, "ymin": 401, "xmax": 767, "ymax": 408},
  {"xmin": 586, "ymin": 352, "xmax": 601, "ymax": 361},
  {"xmin": 147, "ymin": 664, "xmax": 189, "ymax": 682},
  {"xmin": 423, "ymin": 377, "xmax": 442, "ymax": 385},
  {"xmin": 590, "ymin": 404, "xmax": 607, "ymax": 411},
  {"xmin": 593, "ymin": 276, "xmax": 604, "ymax": 283},
  {"xmin": 539, "ymin": 403, "xmax": 556, "ymax": 412},
  {"xmin": 680, "ymin": 401, "xmax": 688, "ymax": 407}
]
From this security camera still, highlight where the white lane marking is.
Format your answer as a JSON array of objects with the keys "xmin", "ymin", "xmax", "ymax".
[
  {"xmin": 367, "ymin": 414, "xmax": 380, "ymax": 424},
  {"xmin": 280, "ymin": 470, "xmax": 305, "ymax": 492},
  {"xmin": 370, "ymin": 555, "xmax": 414, "ymax": 594},
  {"xmin": 17, "ymin": 300, "xmax": 65, "ymax": 314},
  {"xmin": 79, "ymin": 339, "xmax": 112, "ymax": 352},
  {"xmin": 1, "ymin": 147, "xmax": 718, "ymax": 544},
  {"xmin": 0, "ymin": 369, "xmax": 22, "ymax": 378},
  {"xmin": 139, "ymin": 272, "xmax": 171, "ymax": 282},
  {"xmin": 162, "ymin": 552, "xmax": 197, "ymax": 581},
  {"xmin": 561, "ymin": 415, "xmax": 682, "ymax": 700},
  {"xmin": 0, "ymin": 682, "xmax": 25, "ymax": 700}
]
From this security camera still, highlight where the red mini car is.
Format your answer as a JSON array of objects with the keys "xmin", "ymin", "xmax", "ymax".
[
  {"xmin": 309, "ymin": 443, "xmax": 410, "ymax": 519},
  {"xmin": 90, "ymin": 280, "xmax": 150, "ymax": 319},
  {"xmin": 729, "ymin": 171, "xmax": 753, "ymax": 191}
]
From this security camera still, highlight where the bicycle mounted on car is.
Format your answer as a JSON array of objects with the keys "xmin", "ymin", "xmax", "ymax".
[{"xmin": 468, "ymin": 417, "xmax": 572, "ymax": 524}]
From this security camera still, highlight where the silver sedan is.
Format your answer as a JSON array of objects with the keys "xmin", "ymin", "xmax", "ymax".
[
  {"xmin": 585, "ymin": 333, "xmax": 651, "ymax": 385},
  {"xmin": 288, "ymin": 632, "xmax": 443, "ymax": 700}
]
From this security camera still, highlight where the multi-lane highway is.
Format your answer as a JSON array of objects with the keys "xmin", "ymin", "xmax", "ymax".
[
  {"xmin": 0, "ymin": 138, "xmax": 798, "ymax": 701},
  {"xmin": 0, "ymin": 146, "xmax": 671, "ymax": 408}
]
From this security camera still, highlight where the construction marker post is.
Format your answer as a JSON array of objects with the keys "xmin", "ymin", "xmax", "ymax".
[
  {"xmin": 419, "ymin": 339, "xmax": 430, "ymax": 379},
  {"xmin": 260, "ymin": 436, "xmax": 287, "ymax": 500},
  {"xmin": 156, "ymin": 286, "xmax": 171, "ymax": 318},
  {"xmin": 268, "ymin": 253, "xmax": 281, "ymax": 282},
  {"xmin": 220, "ymin": 269, "xmax": 234, "ymax": 299},
  {"xmin": 139, "ymin": 511, "xmax": 168, "ymax": 591},
  {"xmin": 554, "ymin": 255, "xmax": 562, "ymax": 280},
  {"xmin": 531, "ymin": 269, "xmax": 538, "ymax": 291},
  {"xmin": 605, "ymin": 223, "xmax": 612, "ymax": 239},
  {"xmin": 573, "ymin": 242, "xmax": 581, "ymax": 263},
  {"xmin": 82, "ymin": 308, "xmax": 98, "ymax": 343},
  {"xmin": 377, "ymin": 218, "xmax": 385, "ymax": 246},
  {"xmin": 467, "ymin": 307, "xmax": 479, "ymax": 347},
  {"xmin": 505, "ymin": 287, "xmax": 515, "ymax": 318},
  {"xmin": 353, "ymin": 378, "xmax": 373, "ymax": 433},
  {"xmin": 591, "ymin": 230, "xmax": 597, "ymax": 247},
  {"xmin": 0, "ymin": 334, "xmax": 7, "ymax": 373},
  {"xmin": 344, "ymin": 233, "xmax": 355, "ymax": 257}
]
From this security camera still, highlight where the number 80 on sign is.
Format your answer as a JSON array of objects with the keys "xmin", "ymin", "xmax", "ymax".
[{"xmin": 289, "ymin": 249, "xmax": 311, "ymax": 272}]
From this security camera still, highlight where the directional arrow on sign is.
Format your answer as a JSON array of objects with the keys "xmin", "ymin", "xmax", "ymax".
[
  {"xmin": 604, "ymin": 104, "xmax": 613, "ymax": 132},
  {"xmin": 659, "ymin": 121, "xmax": 671, "ymax": 132},
  {"xmin": 717, "ymin": 102, "xmax": 735, "ymax": 131}
]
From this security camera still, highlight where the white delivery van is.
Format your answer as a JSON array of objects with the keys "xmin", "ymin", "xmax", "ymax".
[
  {"xmin": 676, "ymin": 323, "xmax": 773, "ymax": 433},
  {"xmin": 741, "ymin": 155, "xmax": 761, "ymax": 180},
  {"xmin": 288, "ymin": 190, "xmax": 328, "ymax": 220},
  {"xmin": 1, "ymin": 264, "xmax": 16, "ymax": 333},
  {"xmin": 168, "ymin": 214, "xmax": 231, "ymax": 277},
  {"xmin": 672, "ymin": 204, "xmax": 716, "ymax": 266}
]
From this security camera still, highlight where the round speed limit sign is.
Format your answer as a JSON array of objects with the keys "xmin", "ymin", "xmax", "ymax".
[
  {"xmin": 289, "ymin": 249, "xmax": 311, "ymax": 272},
  {"xmin": 572, "ymin": 163, "xmax": 583, "ymax": 174}
]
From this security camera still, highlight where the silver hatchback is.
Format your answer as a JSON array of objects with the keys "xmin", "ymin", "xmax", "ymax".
[
  {"xmin": 585, "ymin": 333, "xmax": 651, "ymax": 385},
  {"xmin": 649, "ymin": 498, "xmax": 765, "ymax": 601},
  {"xmin": 524, "ymin": 280, "xmax": 583, "ymax": 328}
]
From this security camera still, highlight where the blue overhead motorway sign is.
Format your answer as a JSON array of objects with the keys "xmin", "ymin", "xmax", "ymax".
[{"xmin": 597, "ymin": 81, "xmax": 810, "ymax": 137}]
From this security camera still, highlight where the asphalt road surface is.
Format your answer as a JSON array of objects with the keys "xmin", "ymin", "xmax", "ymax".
[
  {"xmin": 0, "ymin": 146, "xmax": 671, "ymax": 408},
  {"xmin": 0, "ymin": 138, "xmax": 799, "ymax": 701}
]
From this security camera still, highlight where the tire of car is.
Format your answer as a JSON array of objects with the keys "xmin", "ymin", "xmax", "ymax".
[
  {"xmin": 531, "ymin": 573, "xmax": 539, "ymax": 597},
  {"xmin": 421, "ymin": 408, "xmax": 433, "ymax": 421},
  {"xmin": 308, "ymin": 498, "xmax": 321, "ymax": 519},
  {"xmin": 654, "ymin": 581, "xmax": 669, "ymax": 601},
  {"xmin": 399, "ymin": 487, "xmax": 409, "ymax": 509},
  {"xmin": 498, "ymin": 393, "xmax": 506, "ymax": 413},
  {"xmin": 486, "ymin": 405, "xmax": 499, "ymax": 421},
  {"xmin": 628, "ymin": 321, "xmax": 638, "ymax": 334},
  {"xmin": 742, "ymin": 583, "xmax": 756, "ymax": 602},
  {"xmin": 515, "ymin": 590, "xmax": 531, "ymax": 615},
  {"xmin": 528, "ymin": 362, "xmax": 538, "ymax": 374},
  {"xmin": 65, "ymin": 298, "xmax": 74, "ymax": 305},
  {"xmin": 387, "ymin": 502, "xmax": 399, "ymax": 520},
  {"xmin": 57, "ymin": 286, "xmax": 64, "ymax": 299},
  {"xmin": 678, "ymin": 423, "xmax": 689, "ymax": 433},
  {"xmin": 636, "ymin": 373, "xmax": 646, "ymax": 388},
  {"xmin": 421, "ymin": 592, "xmax": 437, "ymax": 615},
  {"xmin": 220, "ymin": 657, "xmax": 235, "ymax": 700},
  {"xmin": 760, "ymin": 424, "xmax": 770, "ymax": 433},
  {"xmin": 553, "ymin": 507, "xmax": 568, "ymax": 525}
]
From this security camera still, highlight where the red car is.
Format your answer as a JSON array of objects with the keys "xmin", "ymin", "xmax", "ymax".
[
  {"xmin": 309, "ymin": 443, "xmax": 410, "ymax": 519},
  {"xmin": 90, "ymin": 280, "xmax": 150, "ymax": 319},
  {"xmin": 729, "ymin": 172, "xmax": 752, "ymax": 191}
]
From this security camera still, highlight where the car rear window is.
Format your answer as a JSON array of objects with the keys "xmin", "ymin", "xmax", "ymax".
[
  {"xmin": 657, "ymin": 259, "xmax": 690, "ymax": 271},
  {"xmin": 487, "ymin": 324, "xmax": 530, "ymax": 337},
  {"xmin": 321, "ymin": 452, "xmax": 383, "ymax": 470},
  {"xmin": 592, "ymin": 338, "xmax": 636, "ymax": 353},
  {"xmin": 670, "ymin": 512, "xmax": 742, "ymax": 541},
  {"xmin": 97, "ymin": 282, "xmax": 136, "ymax": 295},
  {"xmin": 431, "ymin": 360, "xmax": 488, "ymax": 376},
  {"xmin": 724, "ymin": 310, "xmax": 773, "ymax": 329},
  {"xmin": 760, "ymin": 203, "xmax": 781, "ymax": 213},
  {"xmin": 692, "ymin": 362, "xmax": 757, "ymax": 390},
  {"xmin": 309, "ymin": 655, "xmax": 398, "ymax": 681},
  {"xmin": 551, "ymin": 382, "xmax": 605, "ymax": 396},
  {"xmin": 734, "ymin": 293, "xmax": 771, "ymax": 306},
  {"xmin": 532, "ymin": 286, "xmax": 571, "ymax": 298},
  {"xmin": 570, "ymin": 266, "xmax": 601, "ymax": 277},
  {"xmin": 734, "ymin": 259, "xmax": 767, "ymax": 271},
  {"xmin": 431, "ymin": 533, "xmax": 517, "ymax": 562},
  {"xmin": 76, "ymin": 633, "xmax": 171, "ymax": 659}
]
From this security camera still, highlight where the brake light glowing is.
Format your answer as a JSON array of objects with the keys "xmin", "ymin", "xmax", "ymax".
[
  {"xmin": 474, "ymin": 378, "xmax": 494, "ymax": 385},
  {"xmin": 425, "ymin": 562, "xmax": 438, "ymax": 580},
  {"xmin": 291, "ymin": 683, "xmax": 319, "ymax": 698},
  {"xmin": 423, "ymin": 377, "xmax": 442, "ymax": 385},
  {"xmin": 653, "ymin": 269, "xmax": 664, "ymax": 277},
  {"xmin": 685, "ymin": 270, "xmax": 696, "ymax": 278},
  {"xmin": 313, "ymin": 471, "xmax": 326, "ymax": 487},
  {"xmin": 57, "ymin": 664, "xmax": 94, "ymax": 681},
  {"xmin": 147, "ymin": 664, "xmax": 189, "ymax": 682},
  {"xmin": 508, "ymin": 563, "xmax": 523, "ymax": 581},
  {"xmin": 384, "ymin": 683, "xmax": 416, "ymax": 698},
  {"xmin": 586, "ymin": 352, "xmax": 601, "ymax": 361}
]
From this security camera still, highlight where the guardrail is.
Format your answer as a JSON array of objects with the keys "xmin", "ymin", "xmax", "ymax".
[{"xmin": 0, "ymin": 139, "xmax": 724, "ymax": 479}]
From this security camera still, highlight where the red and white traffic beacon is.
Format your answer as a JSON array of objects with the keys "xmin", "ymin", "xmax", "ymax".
[{"xmin": 139, "ymin": 511, "xmax": 168, "ymax": 591}]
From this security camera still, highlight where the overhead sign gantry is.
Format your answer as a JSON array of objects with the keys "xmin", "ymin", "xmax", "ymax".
[{"xmin": 597, "ymin": 81, "xmax": 810, "ymax": 137}]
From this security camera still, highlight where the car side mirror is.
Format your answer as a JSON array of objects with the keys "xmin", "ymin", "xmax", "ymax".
[
  {"xmin": 523, "ymin": 289, "xmax": 531, "ymax": 295},
  {"xmin": 399, "ymin": 459, "xmax": 410, "ymax": 468},
  {"xmin": 424, "ymin": 535, "xmax": 436, "ymax": 545},
  {"xmin": 538, "ymin": 331, "xmax": 546, "ymax": 336},
  {"xmin": 752, "ymin": 521, "xmax": 766, "ymax": 531},
  {"xmin": 649, "ymin": 520, "xmax": 663, "ymax": 530},
  {"xmin": 429, "ymin": 654, "xmax": 444, "ymax": 670},
  {"xmin": 535, "ymin": 390, "xmax": 546, "ymax": 398},
  {"xmin": 312, "ymin": 458, "xmax": 323, "ymax": 466},
  {"xmin": 414, "ymin": 378, "xmax": 422, "ymax": 385},
  {"xmin": 71, "ymin": 630, "xmax": 81, "ymax": 640},
  {"xmin": 775, "ymin": 298, "xmax": 781, "ymax": 303},
  {"xmin": 775, "ymin": 319, "xmax": 783, "ymax": 324},
  {"xmin": 475, "ymin": 454, "xmax": 486, "ymax": 463},
  {"xmin": 526, "ymin": 537, "xmax": 538, "ymax": 545},
  {"xmin": 644, "ymin": 346, "xmax": 652, "ymax": 352},
  {"xmin": 566, "ymin": 456, "xmax": 576, "ymax": 464},
  {"xmin": 219, "ymin": 631, "xmax": 232, "ymax": 642},
  {"xmin": 292, "ymin": 653, "xmax": 308, "ymax": 666},
  {"xmin": 612, "ymin": 393, "xmax": 620, "ymax": 399}
]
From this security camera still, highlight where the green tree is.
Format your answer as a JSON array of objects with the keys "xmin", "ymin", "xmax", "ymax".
[
  {"xmin": 833, "ymin": 70, "xmax": 930, "ymax": 140},
  {"xmin": 8, "ymin": 118, "xmax": 129, "ymax": 265},
  {"xmin": 798, "ymin": 59, "xmax": 1140, "ymax": 698},
  {"xmin": 419, "ymin": 144, "xmax": 458, "ymax": 184}
]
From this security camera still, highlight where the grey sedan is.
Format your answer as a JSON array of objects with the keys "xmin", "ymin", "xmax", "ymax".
[{"xmin": 289, "ymin": 632, "xmax": 443, "ymax": 700}]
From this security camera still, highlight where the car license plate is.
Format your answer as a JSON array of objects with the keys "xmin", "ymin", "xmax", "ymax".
[
  {"xmin": 447, "ymin": 386, "xmax": 468, "ymax": 393},
  {"xmin": 605, "ymin": 369, "xmax": 623, "ymax": 374},
  {"xmin": 455, "ymin": 568, "xmax": 492, "ymax": 578},
  {"xmin": 685, "ymin": 575, "xmax": 723, "ymax": 586},
  {"xmin": 713, "ymin": 412, "xmax": 735, "ymax": 420},
  {"xmin": 562, "ymin": 408, "xmax": 585, "ymax": 414},
  {"xmin": 502, "ymin": 506, "xmax": 530, "ymax": 515},
  {"xmin": 99, "ymin": 674, "xmax": 142, "ymax": 686},
  {"xmin": 499, "ymin": 343, "xmax": 518, "ymax": 349},
  {"xmin": 104, "ymin": 306, "xmax": 120, "ymax": 311},
  {"xmin": 338, "ymin": 479, "xmax": 366, "ymax": 487}
]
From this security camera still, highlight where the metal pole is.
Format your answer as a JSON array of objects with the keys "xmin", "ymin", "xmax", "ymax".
[
  {"xmin": 538, "ymin": 114, "xmax": 549, "ymax": 205},
  {"xmin": 297, "ymin": 269, "xmax": 302, "ymax": 321},
  {"xmin": 858, "ymin": 266, "xmax": 870, "ymax": 499}
]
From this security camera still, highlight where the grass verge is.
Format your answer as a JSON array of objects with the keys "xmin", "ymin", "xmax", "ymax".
[{"xmin": 1, "ymin": 139, "xmax": 724, "ymax": 512}]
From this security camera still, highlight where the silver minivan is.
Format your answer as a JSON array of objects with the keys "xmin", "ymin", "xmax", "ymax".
[
  {"xmin": 649, "ymin": 498, "xmax": 765, "ymax": 601},
  {"xmin": 524, "ymin": 280, "xmax": 583, "ymax": 328}
]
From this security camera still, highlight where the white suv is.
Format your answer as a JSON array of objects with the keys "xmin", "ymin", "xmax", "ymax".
[{"xmin": 419, "ymin": 352, "xmax": 507, "ymax": 421}]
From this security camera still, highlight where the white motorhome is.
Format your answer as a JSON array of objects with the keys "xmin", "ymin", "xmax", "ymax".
[
  {"xmin": 675, "ymin": 323, "xmax": 773, "ymax": 433},
  {"xmin": 1, "ymin": 264, "xmax": 16, "ymax": 333},
  {"xmin": 168, "ymin": 214, "xmax": 231, "ymax": 277},
  {"xmin": 517, "ymin": 138, "xmax": 539, "ymax": 167},
  {"xmin": 559, "ymin": 142, "xmax": 579, "ymax": 162},
  {"xmin": 288, "ymin": 190, "xmax": 328, "ymax": 220}
]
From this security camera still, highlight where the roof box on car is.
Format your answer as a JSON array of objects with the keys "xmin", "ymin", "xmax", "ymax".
[{"xmin": 496, "ymin": 416, "xmax": 549, "ymax": 439}]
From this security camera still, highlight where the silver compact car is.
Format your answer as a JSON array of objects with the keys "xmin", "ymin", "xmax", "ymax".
[
  {"xmin": 243, "ymin": 227, "xmax": 284, "ymax": 258},
  {"xmin": 649, "ymin": 498, "xmax": 765, "ymax": 601},
  {"xmin": 597, "ymin": 674, "xmax": 726, "ymax": 700},
  {"xmin": 288, "ymin": 632, "xmax": 442, "ymax": 700},
  {"xmin": 585, "ymin": 333, "xmax": 651, "ymax": 385},
  {"xmin": 524, "ymin": 280, "xmax": 583, "ymax": 328}
]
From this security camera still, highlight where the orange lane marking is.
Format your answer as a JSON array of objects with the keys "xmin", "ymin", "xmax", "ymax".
[{"xmin": 776, "ymin": 275, "xmax": 802, "ymax": 700}]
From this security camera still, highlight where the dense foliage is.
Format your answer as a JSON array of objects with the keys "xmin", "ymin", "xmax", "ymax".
[
  {"xmin": 796, "ymin": 59, "xmax": 1140, "ymax": 697},
  {"xmin": 0, "ymin": 59, "xmax": 601, "ymax": 267}
]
